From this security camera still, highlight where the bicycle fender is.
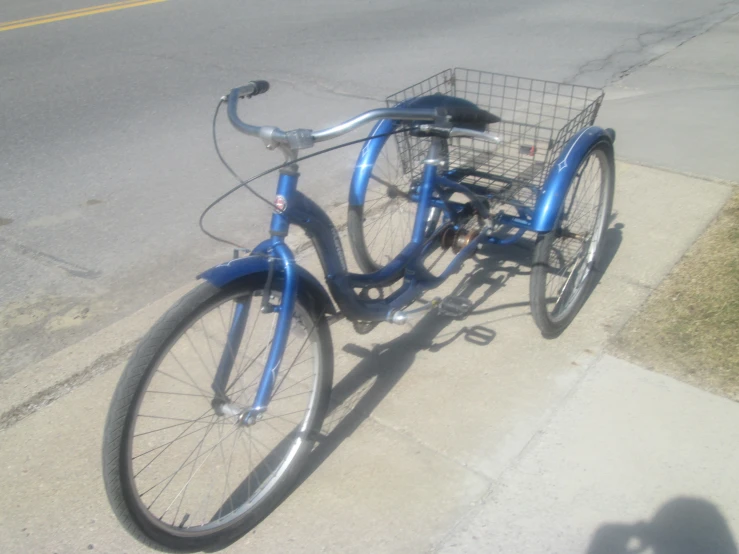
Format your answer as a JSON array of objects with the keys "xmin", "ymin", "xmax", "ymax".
[
  {"xmin": 350, "ymin": 95, "xmax": 482, "ymax": 207},
  {"xmin": 531, "ymin": 126, "xmax": 614, "ymax": 233},
  {"xmin": 198, "ymin": 256, "xmax": 336, "ymax": 315},
  {"xmin": 349, "ymin": 117, "xmax": 396, "ymax": 206}
]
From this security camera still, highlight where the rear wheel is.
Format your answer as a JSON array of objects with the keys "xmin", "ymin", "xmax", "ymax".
[
  {"xmin": 529, "ymin": 141, "xmax": 614, "ymax": 338},
  {"xmin": 102, "ymin": 278, "xmax": 333, "ymax": 551},
  {"xmin": 348, "ymin": 133, "xmax": 447, "ymax": 273}
]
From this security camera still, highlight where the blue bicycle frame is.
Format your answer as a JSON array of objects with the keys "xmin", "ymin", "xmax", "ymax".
[{"xmin": 200, "ymin": 102, "xmax": 613, "ymax": 418}]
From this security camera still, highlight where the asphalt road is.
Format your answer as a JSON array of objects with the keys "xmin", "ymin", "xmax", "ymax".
[{"xmin": 1, "ymin": 0, "xmax": 738, "ymax": 381}]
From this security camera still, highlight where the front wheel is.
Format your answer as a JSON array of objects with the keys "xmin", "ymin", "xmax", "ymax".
[
  {"xmin": 102, "ymin": 277, "xmax": 333, "ymax": 552},
  {"xmin": 530, "ymin": 141, "xmax": 615, "ymax": 338}
]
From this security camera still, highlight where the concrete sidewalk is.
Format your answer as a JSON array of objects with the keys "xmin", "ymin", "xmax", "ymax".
[
  {"xmin": 2, "ymin": 14, "xmax": 739, "ymax": 554},
  {"xmin": 437, "ymin": 354, "xmax": 739, "ymax": 553},
  {"xmin": 0, "ymin": 160, "xmax": 733, "ymax": 553}
]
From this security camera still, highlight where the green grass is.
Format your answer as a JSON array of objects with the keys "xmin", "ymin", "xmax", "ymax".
[{"xmin": 613, "ymin": 191, "xmax": 739, "ymax": 400}]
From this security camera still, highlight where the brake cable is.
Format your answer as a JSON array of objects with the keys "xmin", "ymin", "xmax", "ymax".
[{"xmin": 201, "ymin": 98, "xmax": 410, "ymax": 248}]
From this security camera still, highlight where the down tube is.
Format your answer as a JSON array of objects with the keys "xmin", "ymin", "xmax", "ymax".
[{"xmin": 251, "ymin": 240, "xmax": 298, "ymax": 411}]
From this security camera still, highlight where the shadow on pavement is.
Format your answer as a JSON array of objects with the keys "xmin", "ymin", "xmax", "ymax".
[
  {"xmin": 298, "ymin": 251, "xmax": 530, "ymax": 486},
  {"xmin": 594, "ymin": 220, "xmax": 624, "ymax": 285},
  {"xmin": 587, "ymin": 497, "xmax": 737, "ymax": 554},
  {"xmin": 299, "ymin": 219, "xmax": 624, "ymax": 494}
]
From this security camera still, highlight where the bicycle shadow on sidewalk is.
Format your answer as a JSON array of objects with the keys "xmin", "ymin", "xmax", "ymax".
[
  {"xmin": 592, "ymin": 219, "xmax": 624, "ymax": 287},
  {"xmin": 297, "ymin": 247, "xmax": 533, "ymax": 487},
  {"xmin": 294, "ymin": 220, "xmax": 624, "ymax": 492},
  {"xmin": 586, "ymin": 496, "xmax": 737, "ymax": 554}
]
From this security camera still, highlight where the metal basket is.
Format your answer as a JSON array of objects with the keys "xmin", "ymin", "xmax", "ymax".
[{"xmin": 386, "ymin": 68, "xmax": 604, "ymax": 198}]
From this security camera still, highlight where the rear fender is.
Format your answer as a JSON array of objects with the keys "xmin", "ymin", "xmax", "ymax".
[
  {"xmin": 350, "ymin": 118, "xmax": 397, "ymax": 206},
  {"xmin": 531, "ymin": 126, "xmax": 614, "ymax": 233}
]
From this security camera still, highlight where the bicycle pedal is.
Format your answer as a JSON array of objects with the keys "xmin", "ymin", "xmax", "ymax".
[{"xmin": 438, "ymin": 296, "xmax": 474, "ymax": 318}]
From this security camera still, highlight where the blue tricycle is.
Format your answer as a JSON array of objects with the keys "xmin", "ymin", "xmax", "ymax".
[{"xmin": 103, "ymin": 68, "xmax": 615, "ymax": 551}]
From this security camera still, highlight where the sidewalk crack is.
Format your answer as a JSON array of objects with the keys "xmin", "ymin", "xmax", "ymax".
[{"xmin": 566, "ymin": 2, "xmax": 739, "ymax": 85}]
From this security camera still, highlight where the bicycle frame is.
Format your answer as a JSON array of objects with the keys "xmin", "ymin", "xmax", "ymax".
[
  {"xmin": 203, "ymin": 119, "xmax": 613, "ymax": 421},
  {"xmin": 205, "ymin": 136, "xmax": 493, "ymax": 417}
]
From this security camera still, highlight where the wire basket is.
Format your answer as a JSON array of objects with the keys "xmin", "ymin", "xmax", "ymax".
[{"xmin": 386, "ymin": 68, "xmax": 604, "ymax": 200}]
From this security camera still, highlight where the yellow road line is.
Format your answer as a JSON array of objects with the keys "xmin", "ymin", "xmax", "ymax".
[
  {"xmin": 2, "ymin": 0, "xmax": 146, "ymax": 25},
  {"xmin": 0, "ymin": 0, "xmax": 166, "ymax": 32}
]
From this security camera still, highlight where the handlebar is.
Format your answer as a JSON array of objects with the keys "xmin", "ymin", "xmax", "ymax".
[
  {"xmin": 225, "ymin": 80, "xmax": 501, "ymax": 150},
  {"xmin": 311, "ymin": 108, "xmax": 436, "ymax": 141},
  {"xmin": 226, "ymin": 82, "xmax": 286, "ymax": 141}
]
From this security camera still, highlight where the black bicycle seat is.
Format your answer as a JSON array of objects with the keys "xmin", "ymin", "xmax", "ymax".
[{"xmin": 402, "ymin": 94, "xmax": 501, "ymax": 132}]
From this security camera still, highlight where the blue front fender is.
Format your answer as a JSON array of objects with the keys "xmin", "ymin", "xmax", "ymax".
[
  {"xmin": 198, "ymin": 256, "xmax": 336, "ymax": 314},
  {"xmin": 531, "ymin": 126, "xmax": 614, "ymax": 233}
]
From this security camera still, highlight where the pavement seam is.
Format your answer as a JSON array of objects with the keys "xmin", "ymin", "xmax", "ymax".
[
  {"xmin": 614, "ymin": 157, "xmax": 739, "ymax": 187},
  {"xmin": 365, "ymin": 413, "xmax": 494, "ymax": 483},
  {"xmin": 0, "ymin": 236, "xmax": 102, "ymax": 279},
  {"xmin": 606, "ymin": 273, "xmax": 656, "ymax": 292},
  {"xmin": 428, "ymin": 350, "xmax": 607, "ymax": 553},
  {"xmin": 0, "ymin": 341, "xmax": 136, "ymax": 432}
]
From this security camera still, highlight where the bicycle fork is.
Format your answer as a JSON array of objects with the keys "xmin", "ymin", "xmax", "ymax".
[
  {"xmin": 211, "ymin": 171, "xmax": 301, "ymax": 425},
  {"xmin": 210, "ymin": 240, "xmax": 298, "ymax": 425}
]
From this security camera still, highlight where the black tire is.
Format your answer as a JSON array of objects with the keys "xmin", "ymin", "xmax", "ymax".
[
  {"xmin": 102, "ymin": 277, "xmax": 333, "ymax": 552},
  {"xmin": 348, "ymin": 133, "xmax": 447, "ymax": 273},
  {"xmin": 530, "ymin": 140, "xmax": 615, "ymax": 338}
]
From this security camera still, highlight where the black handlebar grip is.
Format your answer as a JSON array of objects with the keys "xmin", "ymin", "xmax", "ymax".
[
  {"xmin": 237, "ymin": 80, "xmax": 270, "ymax": 99},
  {"xmin": 249, "ymin": 80, "xmax": 270, "ymax": 96}
]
